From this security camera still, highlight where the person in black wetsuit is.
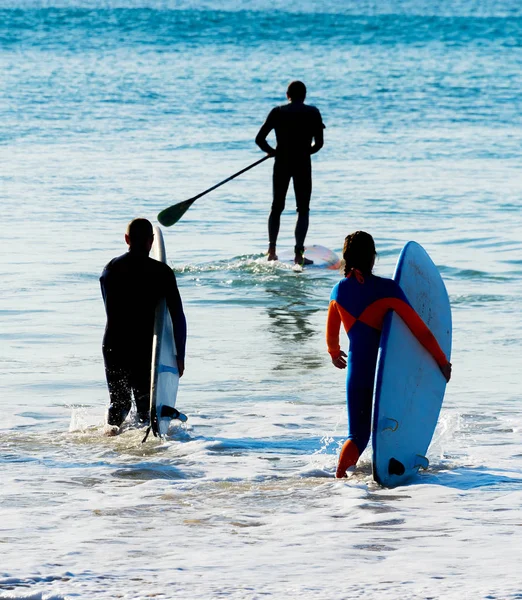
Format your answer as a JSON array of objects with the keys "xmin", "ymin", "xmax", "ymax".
[
  {"xmin": 100, "ymin": 218, "xmax": 187, "ymax": 434},
  {"xmin": 255, "ymin": 80, "xmax": 324, "ymax": 265}
]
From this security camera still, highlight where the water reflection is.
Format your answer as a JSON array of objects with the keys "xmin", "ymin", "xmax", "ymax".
[{"xmin": 263, "ymin": 274, "xmax": 328, "ymax": 372}]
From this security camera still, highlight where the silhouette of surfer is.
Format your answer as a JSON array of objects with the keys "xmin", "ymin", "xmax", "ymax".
[
  {"xmin": 100, "ymin": 218, "xmax": 187, "ymax": 434},
  {"xmin": 256, "ymin": 81, "xmax": 324, "ymax": 266}
]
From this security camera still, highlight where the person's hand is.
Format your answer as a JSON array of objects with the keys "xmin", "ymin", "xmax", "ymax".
[
  {"xmin": 332, "ymin": 351, "xmax": 347, "ymax": 370},
  {"xmin": 440, "ymin": 361, "xmax": 451, "ymax": 382},
  {"xmin": 267, "ymin": 147, "xmax": 277, "ymax": 158},
  {"xmin": 177, "ymin": 358, "xmax": 185, "ymax": 378}
]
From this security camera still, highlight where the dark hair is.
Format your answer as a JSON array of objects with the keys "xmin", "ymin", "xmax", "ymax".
[
  {"xmin": 287, "ymin": 80, "xmax": 306, "ymax": 102},
  {"xmin": 342, "ymin": 231, "xmax": 377, "ymax": 277},
  {"xmin": 126, "ymin": 218, "xmax": 153, "ymax": 247}
]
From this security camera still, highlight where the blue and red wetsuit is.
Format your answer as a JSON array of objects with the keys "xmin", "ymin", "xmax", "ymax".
[{"xmin": 326, "ymin": 270, "xmax": 448, "ymax": 470}]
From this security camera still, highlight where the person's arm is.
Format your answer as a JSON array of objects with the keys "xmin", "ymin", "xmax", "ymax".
[
  {"xmin": 99, "ymin": 261, "xmax": 112, "ymax": 310},
  {"xmin": 360, "ymin": 291, "xmax": 451, "ymax": 381},
  {"xmin": 310, "ymin": 110, "xmax": 324, "ymax": 155},
  {"xmin": 326, "ymin": 300, "xmax": 347, "ymax": 369},
  {"xmin": 392, "ymin": 300, "xmax": 451, "ymax": 381},
  {"xmin": 255, "ymin": 109, "xmax": 277, "ymax": 156},
  {"xmin": 100, "ymin": 272, "xmax": 107, "ymax": 306},
  {"xmin": 165, "ymin": 270, "xmax": 187, "ymax": 377}
]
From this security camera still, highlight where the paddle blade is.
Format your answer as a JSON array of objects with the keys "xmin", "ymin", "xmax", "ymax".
[{"xmin": 157, "ymin": 198, "xmax": 196, "ymax": 227}]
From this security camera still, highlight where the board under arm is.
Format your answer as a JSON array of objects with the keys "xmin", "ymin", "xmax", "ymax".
[{"xmin": 386, "ymin": 299, "xmax": 448, "ymax": 368}]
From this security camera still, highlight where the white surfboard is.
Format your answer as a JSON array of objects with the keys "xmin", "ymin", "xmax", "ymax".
[
  {"xmin": 275, "ymin": 245, "xmax": 341, "ymax": 270},
  {"xmin": 149, "ymin": 226, "xmax": 181, "ymax": 438},
  {"xmin": 372, "ymin": 241, "xmax": 452, "ymax": 487}
]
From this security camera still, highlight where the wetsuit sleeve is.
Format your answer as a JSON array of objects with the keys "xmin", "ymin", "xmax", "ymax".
[
  {"xmin": 391, "ymin": 282, "xmax": 448, "ymax": 367},
  {"xmin": 165, "ymin": 269, "xmax": 187, "ymax": 361},
  {"xmin": 389, "ymin": 299, "xmax": 448, "ymax": 368},
  {"xmin": 326, "ymin": 300, "xmax": 342, "ymax": 359},
  {"xmin": 99, "ymin": 261, "xmax": 112, "ymax": 308},
  {"xmin": 310, "ymin": 108, "xmax": 324, "ymax": 155},
  {"xmin": 326, "ymin": 284, "xmax": 345, "ymax": 359},
  {"xmin": 358, "ymin": 281, "xmax": 448, "ymax": 368},
  {"xmin": 100, "ymin": 271, "xmax": 107, "ymax": 305},
  {"xmin": 255, "ymin": 108, "xmax": 277, "ymax": 154}
]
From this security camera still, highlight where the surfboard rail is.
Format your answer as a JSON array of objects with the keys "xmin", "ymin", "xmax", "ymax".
[
  {"xmin": 274, "ymin": 244, "xmax": 341, "ymax": 270},
  {"xmin": 148, "ymin": 226, "xmax": 182, "ymax": 439}
]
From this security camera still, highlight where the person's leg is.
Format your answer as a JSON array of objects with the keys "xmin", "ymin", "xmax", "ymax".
[
  {"xmin": 292, "ymin": 165, "xmax": 312, "ymax": 264},
  {"xmin": 103, "ymin": 346, "xmax": 132, "ymax": 428},
  {"xmin": 130, "ymin": 354, "xmax": 152, "ymax": 425},
  {"xmin": 336, "ymin": 439, "xmax": 360, "ymax": 478},
  {"xmin": 336, "ymin": 365, "xmax": 374, "ymax": 478},
  {"xmin": 269, "ymin": 162, "xmax": 291, "ymax": 260}
]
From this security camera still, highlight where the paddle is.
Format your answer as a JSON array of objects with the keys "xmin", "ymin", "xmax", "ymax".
[{"xmin": 157, "ymin": 155, "xmax": 272, "ymax": 227}]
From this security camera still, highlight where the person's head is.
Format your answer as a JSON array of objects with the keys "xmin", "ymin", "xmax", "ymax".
[
  {"xmin": 342, "ymin": 231, "xmax": 377, "ymax": 277},
  {"xmin": 286, "ymin": 80, "xmax": 306, "ymax": 103},
  {"xmin": 125, "ymin": 218, "xmax": 154, "ymax": 252}
]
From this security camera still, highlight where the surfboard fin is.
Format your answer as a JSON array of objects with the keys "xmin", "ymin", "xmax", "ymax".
[
  {"xmin": 381, "ymin": 418, "xmax": 399, "ymax": 432},
  {"xmin": 160, "ymin": 405, "xmax": 188, "ymax": 422},
  {"xmin": 414, "ymin": 455, "xmax": 429, "ymax": 470},
  {"xmin": 388, "ymin": 458, "xmax": 405, "ymax": 476}
]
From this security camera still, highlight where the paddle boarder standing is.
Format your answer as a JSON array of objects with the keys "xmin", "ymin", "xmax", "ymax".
[
  {"xmin": 255, "ymin": 81, "xmax": 324, "ymax": 266},
  {"xmin": 100, "ymin": 218, "xmax": 187, "ymax": 434}
]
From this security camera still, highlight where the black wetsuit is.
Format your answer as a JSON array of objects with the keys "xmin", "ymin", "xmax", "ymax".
[
  {"xmin": 255, "ymin": 101, "xmax": 324, "ymax": 254},
  {"xmin": 100, "ymin": 248, "xmax": 187, "ymax": 427}
]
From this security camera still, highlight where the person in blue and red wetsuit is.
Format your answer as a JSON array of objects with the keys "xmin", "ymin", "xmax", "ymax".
[
  {"xmin": 255, "ymin": 80, "xmax": 324, "ymax": 266},
  {"xmin": 326, "ymin": 231, "xmax": 452, "ymax": 478},
  {"xmin": 100, "ymin": 218, "xmax": 187, "ymax": 434}
]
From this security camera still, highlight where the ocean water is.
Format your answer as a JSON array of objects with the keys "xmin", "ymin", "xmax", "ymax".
[{"xmin": 1, "ymin": 1, "xmax": 522, "ymax": 598}]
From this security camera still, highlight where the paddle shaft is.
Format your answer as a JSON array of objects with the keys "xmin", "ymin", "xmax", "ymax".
[
  {"xmin": 157, "ymin": 154, "xmax": 272, "ymax": 226},
  {"xmin": 186, "ymin": 154, "xmax": 271, "ymax": 203}
]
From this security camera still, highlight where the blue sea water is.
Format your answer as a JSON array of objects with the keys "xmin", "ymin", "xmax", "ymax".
[{"xmin": 1, "ymin": 2, "xmax": 522, "ymax": 599}]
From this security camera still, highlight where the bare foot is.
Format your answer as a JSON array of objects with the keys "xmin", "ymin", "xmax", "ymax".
[
  {"xmin": 335, "ymin": 465, "xmax": 355, "ymax": 478},
  {"xmin": 104, "ymin": 424, "xmax": 120, "ymax": 437},
  {"xmin": 294, "ymin": 255, "xmax": 314, "ymax": 266},
  {"xmin": 267, "ymin": 247, "xmax": 278, "ymax": 261}
]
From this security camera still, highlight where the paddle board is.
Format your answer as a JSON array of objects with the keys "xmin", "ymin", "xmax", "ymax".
[
  {"xmin": 275, "ymin": 245, "xmax": 341, "ymax": 270},
  {"xmin": 372, "ymin": 241, "xmax": 452, "ymax": 487},
  {"xmin": 149, "ymin": 226, "xmax": 183, "ymax": 438}
]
